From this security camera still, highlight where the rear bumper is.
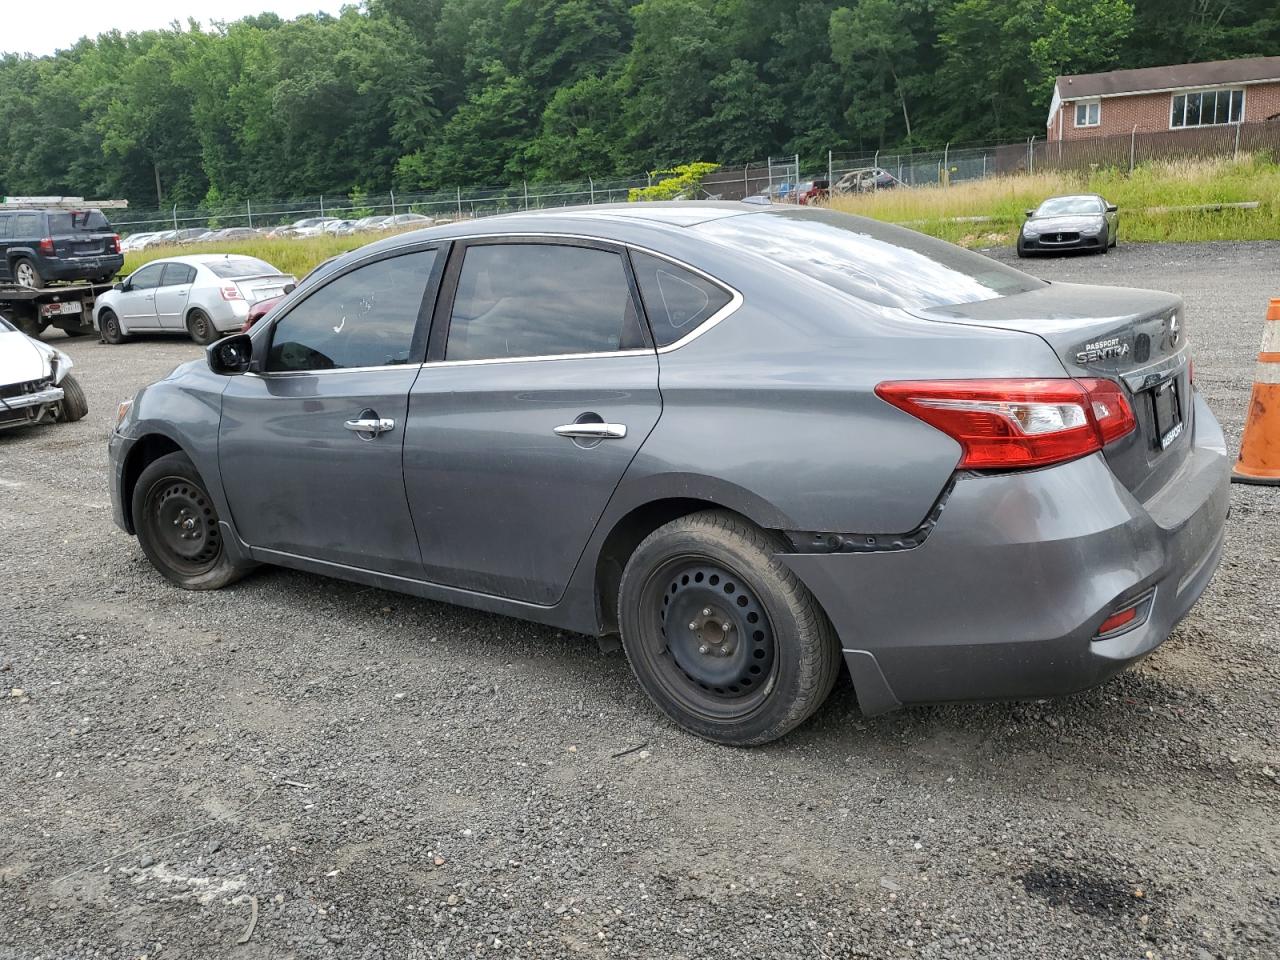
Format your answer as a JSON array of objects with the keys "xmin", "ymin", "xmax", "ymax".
[
  {"xmin": 43, "ymin": 255, "xmax": 124, "ymax": 280},
  {"xmin": 0, "ymin": 385, "xmax": 63, "ymax": 430},
  {"xmin": 108, "ymin": 429, "xmax": 134, "ymax": 533},
  {"xmin": 782, "ymin": 391, "xmax": 1230, "ymax": 714}
]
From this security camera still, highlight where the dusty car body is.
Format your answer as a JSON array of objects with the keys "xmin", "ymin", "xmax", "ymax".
[
  {"xmin": 107, "ymin": 202, "xmax": 1229, "ymax": 744},
  {"xmin": 0, "ymin": 316, "xmax": 87, "ymax": 429}
]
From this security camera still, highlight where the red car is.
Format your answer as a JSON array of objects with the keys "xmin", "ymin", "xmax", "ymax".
[{"xmin": 792, "ymin": 180, "xmax": 830, "ymax": 205}]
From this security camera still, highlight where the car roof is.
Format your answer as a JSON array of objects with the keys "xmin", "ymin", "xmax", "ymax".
[
  {"xmin": 133, "ymin": 253, "xmax": 273, "ymax": 269},
  {"xmin": 1040, "ymin": 193, "xmax": 1106, "ymax": 202}
]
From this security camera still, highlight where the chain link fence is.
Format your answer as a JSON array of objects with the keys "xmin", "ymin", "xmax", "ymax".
[{"xmin": 112, "ymin": 121, "xmax": 1280, "ymax": 236}]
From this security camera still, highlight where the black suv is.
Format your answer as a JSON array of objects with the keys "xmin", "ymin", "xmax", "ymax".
[{"xmin": 0, "ymin": 207, "xmax": 123, "ymax": 288}]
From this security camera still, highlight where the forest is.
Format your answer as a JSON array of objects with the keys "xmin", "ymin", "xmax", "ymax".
[{"xmin": 0, "ymin": 0, "xmax": 1277, "ymax": 209}]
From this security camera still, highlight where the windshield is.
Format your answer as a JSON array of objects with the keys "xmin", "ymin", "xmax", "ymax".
[
  {"xmin": 48, "ymin": 210, "xmax": 111, "ymax": 233},
  {"xmin": 205, "ymin": 257, "xmax": 280, "ymax": 279},
  {"xmin": 1035, "ymin": 196, "xmax": 1104, "ymax": 217},
  {"xmin": 695, "ymin": 208, "xmax": 1044, "ymax": 310}
]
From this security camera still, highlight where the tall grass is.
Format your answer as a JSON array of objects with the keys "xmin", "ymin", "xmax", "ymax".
[
  {"xmin": 122, "ymin": 234, "xmax": 374, "ymax": 278},
  {"xmin": 826, "ymin": 155, "xmax": 1280, "ymax": 247}
]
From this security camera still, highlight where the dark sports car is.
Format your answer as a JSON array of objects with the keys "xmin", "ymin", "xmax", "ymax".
[{"xmin": 1018, "ymin": 194, "xmax": 1118, "ymax": 257}]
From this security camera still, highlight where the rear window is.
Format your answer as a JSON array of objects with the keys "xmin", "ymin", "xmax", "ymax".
[
  {"xmin": 48, "ymin": 210, "xmax": 111, "ymax": 233},
  {"xmin": 695, "ymin": 209, "xmax": 1044, "ymax": 309},
  {"xmin": 205, "ymin": 257, "xmax": 280, "ymax": 279}
]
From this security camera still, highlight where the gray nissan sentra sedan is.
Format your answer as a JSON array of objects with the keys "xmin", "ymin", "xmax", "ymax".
[{"xmin": 108, "ymin": 202, "xmax": 1230, "ymax": 745}]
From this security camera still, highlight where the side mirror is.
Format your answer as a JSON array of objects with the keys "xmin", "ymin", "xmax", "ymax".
[
  {"xmin": 1025, "ymin": 209, "xmax": 1035, "ymax": 218},
  {"xmin": 113, "ymin": 282, "xmax": 124, "ymax": 292},
  {"xmin": 207, "ymin": 333, "xmax": 253, "ymax": 376},
  {"xmin": 1106, "ymin": 203, "xmax": 1118, "ymax": 213},
  {"xmin": 283, "ymin": 282, "xmax": 296, "ymax": 295}
]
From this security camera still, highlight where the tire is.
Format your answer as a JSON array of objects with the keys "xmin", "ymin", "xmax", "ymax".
[
  {"xmin": 95, "ymin": 273, "xmax": 116, "ymax": 284},
  {"xmin": 132, "ymin": 452, "xmax": 251, "ymax": 591},
  {"xmin": 13, "ymin": 257, "xmax": 45, "ymax": 288},
  {"xmin": 186, "ymin": 308, "xmax": 218, "ymax": 345},
  {"xmin": 618, "ymin": 510, "xmax": 841, "ymax": 746},
  {"xmin": 1099, "ymin": 238, "xmax": 1109, "ymax": 256},
  {"xmin": 58, "ymin": 373, "xmax": 88, "ymax": 422},
  {"xmin": 99, "ymin": 308, "xmax": 127, "ymax": 345},
  {"xmin": 1015, "ymin": 241, "xmax": 1028, "ymax": 258}
]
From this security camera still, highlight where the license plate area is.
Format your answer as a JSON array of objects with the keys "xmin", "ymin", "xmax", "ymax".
[
  {"xmin": 1150, "ymin": 377, "xmax": 1183, "ymax": 450},
  {"xmin": 40, "ymin": 301, "xmax": 83, "ymax": 317}
]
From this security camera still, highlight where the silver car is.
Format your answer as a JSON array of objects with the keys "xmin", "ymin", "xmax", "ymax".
[
  {"xmin": 107, "ymin": 203, "xmax": 1229, "ymax": 745},
  {"xmin": 94, "ymin": 254, "xmax": 296, "ymax": 345}
]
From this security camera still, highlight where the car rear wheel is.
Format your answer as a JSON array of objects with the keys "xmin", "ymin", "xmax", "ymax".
[
  {"xmin": 58, "ymin": 374, "xmax": 88, "ymax": 422},
  {"xmin": 13, "ymin": 257, "xmax": 44, "ymax": 288},
  {"xmin": 186, "ymin": 308, "xmax": 218, "ymax": 345},
  {"xmin": 618, "ymin": 510, "xmax": 841, "ymax": 746},
  {"xmin": 99, "ymin": 308, "xmax": 127, "ymax": 344},
  {"xmin": 132, "ymin": 452, "xmax": 251, "ymax": 591}
]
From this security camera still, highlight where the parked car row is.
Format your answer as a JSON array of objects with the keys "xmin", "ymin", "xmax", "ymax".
[{"xmin": 119, "ymin": 213, "xmax": 441, "ymax": 251}]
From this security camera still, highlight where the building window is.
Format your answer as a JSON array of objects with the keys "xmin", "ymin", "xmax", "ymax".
[
  {"xmin": 1074, "ymin": 100, "xmax": 1100, "ymax": 127},
  {"xmin": 1171, "ymin": 88, "xmax": 1244, "ymax": 128}
]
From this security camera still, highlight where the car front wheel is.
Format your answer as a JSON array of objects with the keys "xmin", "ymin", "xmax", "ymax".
[
  {"xmin": 99, "ymin": 309, "xmax": 127, "ymax": 344},
  {"xmin": 132, "ymin": 452, "xmax": 252, "ymax": 590},
  {"xmin": 618, "ymin": 510, "xmax": 841, "ymax": 746},
  {"xmin": 58, "ymin": 374, "xmax": 88, "ymax": 422}
]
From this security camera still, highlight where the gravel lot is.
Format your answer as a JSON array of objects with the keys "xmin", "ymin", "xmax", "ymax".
[{"xmin": 2, "ymin": 240, "xmax": 1278, "ymax": 960}]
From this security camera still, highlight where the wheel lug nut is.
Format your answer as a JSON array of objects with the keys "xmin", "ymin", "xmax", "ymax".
[
  {"xmin": 698, "ymin": 645, "xmax": 709, "ymax": 655},
  {"xmin": 722, "ymin": 622, "xmax": 730, "ymax": 631},
  {"xmin": 702, "ymin": 608, "xmax": 711, "ymax": 617},
  {"xmin": 688, "ymin": 621, "xmax": 697, "ymax": 630}
]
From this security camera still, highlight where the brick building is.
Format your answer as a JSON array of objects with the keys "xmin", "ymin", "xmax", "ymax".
[{"xmin": 1046, "ymin": 55, "xmax": 1280, "ymax": 142}]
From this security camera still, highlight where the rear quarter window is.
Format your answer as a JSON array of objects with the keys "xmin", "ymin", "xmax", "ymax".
[
  {"xmin": 205, "ymin": 257, "xmax": 280, "ymax": 279},
  {"xmin": 48, "ymin": 210, "xmax": 111, "ymax": 233},
  {"xmin": 695, "ymin": 209, "xmax": 1044, "ymax": 310}
]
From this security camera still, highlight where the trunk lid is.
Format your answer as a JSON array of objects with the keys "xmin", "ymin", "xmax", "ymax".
[
  {"xmin": 235, "ymin": 274, "xmax": 296, "ymax": 303},
  {"xmin": 910, "ymin": 281, "xmax": 1191, "ymax": 500}
]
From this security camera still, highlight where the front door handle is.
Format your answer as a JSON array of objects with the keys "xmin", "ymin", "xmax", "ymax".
[
  {"xmin": 554, "ymin": 422, "xmax": 627, "ymax": 440},
  {"xmin": 345, "ymin": 417, "xmax": 395, "ymax": 436}
]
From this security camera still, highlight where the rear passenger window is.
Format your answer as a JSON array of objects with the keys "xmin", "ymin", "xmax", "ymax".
[
  {"xmin": 267, "ymin": 250, "xmax": 436, "ymax": 372},
  {"xmin": 445, "ymin": 243, "xmax": 646, "ymax": 361},
  {"xmin": 159, "ymin": 263, "xmax": 196, "ymax": 286},
  {"xmin": 14, "ymin": 213, "xmax": 40, "ymax": 238},
  {"xmin": 630, "ymin": 251, "xmax": 733, "ymax": 347}
]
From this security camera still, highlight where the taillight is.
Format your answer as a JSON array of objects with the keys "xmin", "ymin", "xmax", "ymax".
[
  {"xmin": 220, "ymin": 284, "xmax": 244, "ymax": 301},
  {"xmin": 874, "ymin": 378, "xmax": 1136, "ymax": 470},
  {"xmin": 109, "ymin": 234, "xmax": 121, "ymax": 254},
  {"xmin": 38, "ymin": 237, "xmax": 54, "ymax": 255}
]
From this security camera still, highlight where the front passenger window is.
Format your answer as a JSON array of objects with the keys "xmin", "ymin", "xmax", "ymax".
[{"xmin": 267, "ymin": 250, "xmax": 436, "ymax": 372}]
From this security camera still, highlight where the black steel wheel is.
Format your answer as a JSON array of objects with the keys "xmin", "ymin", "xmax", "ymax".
[
  {"xmin": 619, "ymin": 510, "xmax": 841, "ymax": 746},
  {"xmin": 186, "ymin": 308, "xmax": 217, "ymax": 345},
  {"xmin": 132, "ymin": 452, "xmax": 252, "ymax": 590},
  {"xmin": 99, "ymin": 308, "xmax": 127, "ymax": 344}
]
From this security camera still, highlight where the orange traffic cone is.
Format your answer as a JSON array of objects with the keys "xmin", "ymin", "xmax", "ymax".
[{"xmin": 1232, "ymin": 297, "xmax": 1280, "ymax": 486}]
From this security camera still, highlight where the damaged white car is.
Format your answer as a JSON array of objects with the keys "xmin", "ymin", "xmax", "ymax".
[{"xmin": 0, "ymin": 315, "xmax": 88, "ymax": 429}]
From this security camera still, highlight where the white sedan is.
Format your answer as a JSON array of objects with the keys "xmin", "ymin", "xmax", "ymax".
[
  {"xmin": 93, "ymin": 255, "xmax": 296, "ymax": 346},
  {"xmin": 0, "ymin": 314, "xmax": 87, "ymax": 430}
]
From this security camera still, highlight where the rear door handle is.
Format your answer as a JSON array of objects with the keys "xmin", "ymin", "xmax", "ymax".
[
  {"xmin": 554, "ymin": 422, "xmax": 627, "ymax": 439},
  {"xmin": 345, "ymin": 417, "xmax": 395, "ymax": 436}
]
